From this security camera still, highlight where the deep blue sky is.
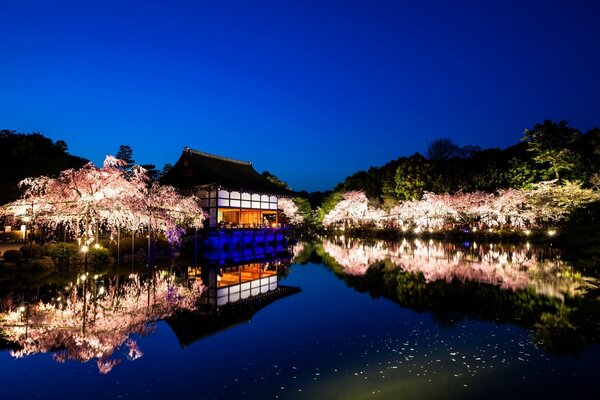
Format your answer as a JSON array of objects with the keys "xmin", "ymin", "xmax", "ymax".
[{"xmin": 1, "ymin": 0, "xmax": 599, "ymax": 191}]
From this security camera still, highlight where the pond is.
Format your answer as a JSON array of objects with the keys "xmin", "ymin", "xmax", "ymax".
[{"xmin": 0, "ymin": 237, "xmax": 598, "ymax": 399}]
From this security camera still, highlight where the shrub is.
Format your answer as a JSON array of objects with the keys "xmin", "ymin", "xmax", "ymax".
[
  {"xmin": 87, "ymin": 246, "xmax": 111, "ymax": 265},
  {"xmin": 111, "ymin": 236, "xmax": 170, "ymax": 257},
  {"xmin": 26, "ymin": 257, "xmax": 55, "ymax": 271},
  {"xmin": 19, "ymin": 244, "xmax": 45, "ymax": 259},
  {"xmin": 46, "ymin": 243, "xmax": 80, "ymax": 266},
  {"xmin": 3, "ymin": 250, "xmax": 22, "ymax": 263}
]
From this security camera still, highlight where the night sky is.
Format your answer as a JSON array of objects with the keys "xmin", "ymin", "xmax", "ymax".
[{"xmin": 1, "ymin": 0, "xmax": 599, "ymax": 191}]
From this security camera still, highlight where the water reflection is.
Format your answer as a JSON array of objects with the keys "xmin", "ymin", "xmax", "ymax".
[
  {"xmin": 322, "ymin": 237, "xmax": 591, "ymax": 299},
  {"xmin": 190, "ymin": 259, "xmax": 285, "ymax": 306},
  {"xmin": 0, "ymin": 272, "xmax": 203, "ymax": 373},
  {"xmin": 0, "ymin": 252, "xmax": 296, "ymax": 373},
  {"xmin": 316, "ymin": 237, "xmax": 599, "ymax": 356}
]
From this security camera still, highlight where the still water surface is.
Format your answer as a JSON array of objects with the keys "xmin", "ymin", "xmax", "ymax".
[{"xmin": 0, "ymin": 238, "xmax": 598, "ymax": 399}]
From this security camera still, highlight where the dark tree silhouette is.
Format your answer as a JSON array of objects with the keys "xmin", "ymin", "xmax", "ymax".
[
  {"xmin": 426, "ymin": 138, "xmax": 460, "ymax": 161},
  {"xmin": 0, "ymin": 130, "xmax": 87, "ymax": 204},
  {"xmin": 115, "ymin": 145, "xmax": 135, "ymax": 169}
]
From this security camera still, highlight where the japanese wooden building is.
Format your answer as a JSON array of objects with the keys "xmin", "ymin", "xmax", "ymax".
[{"xmin": 161, "ymin": 147, "xmax": 296, "ymax": 228}]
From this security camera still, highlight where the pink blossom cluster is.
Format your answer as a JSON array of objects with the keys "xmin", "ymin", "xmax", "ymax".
[
  {"xmin": 278, "ymin": 197, "xmax": 304, "ymax": 224},
  {"xmin": 322, "ymin": 181, "xmax": 599, "ymax": 230},
  {"xmin": 322, "ymin": 191, "xmax": 386, "ymax": 227},
  {"xmin": 1, "ymin": 156, "xmax": 205, "ymax": 238}
]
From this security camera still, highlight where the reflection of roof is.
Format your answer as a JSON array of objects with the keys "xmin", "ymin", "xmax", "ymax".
[
  {"xmin": 160, "ymin": 147, "xmax": 296, "ymax": 197},
  {"xmin": 165, "ymin": 286, "xmax": 301, "ymax": 348}
]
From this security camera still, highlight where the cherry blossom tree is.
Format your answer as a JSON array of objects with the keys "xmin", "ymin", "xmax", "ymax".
[
  {"xmin": 1, "ymin": 156, "xmax": 205, "ymax": 247},
  {"xmin": 278, "ymin": 197, "xmax": 304, "ymax": 225},
  {"xmin": 487, "ymin": 188, "xmax": 532, "ymax": 228},
  {"xmin": 388, "ymin": 192, "xmax": 457, "ymax": 230},
  {"xmin": 322, "ymin": 191, "xmax": 386, "ymax": 227}
]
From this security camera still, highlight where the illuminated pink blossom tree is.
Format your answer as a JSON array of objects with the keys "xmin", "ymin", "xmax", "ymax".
[
  {"xmin": 322, "ymin": 191, "xmax": 385, "ymax": 227},
  {"xmin": 278, "ymin": 197, "xmax": 304, "ymax": 225},
  {"xmin": 1, "ymin": 156, "xmax": 204, "ymax": 246}
]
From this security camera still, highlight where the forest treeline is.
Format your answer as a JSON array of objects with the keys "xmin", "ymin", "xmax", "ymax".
[
  {"xmin": 333, "ymin": 121, "xmax": 598, "ymax": 204},
  {"xmin": 2, "ymin": 120, "xmax": 599, "ymax": 218},
  {"xmin": 0, "ymin": 130, "xmax": 88, "ymax": 205},
  {"xmin": 290, "ymin": 120, "xmax": 600, "ymax": 222}
]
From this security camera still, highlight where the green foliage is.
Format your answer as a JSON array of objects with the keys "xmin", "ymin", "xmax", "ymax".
[
  {"xmin": 291, "ymin": 241, "xmax": 318, "ymax": 264},
  {"xmin": 394, "ymin": 153, "xmax": 429, "ymax": 200},
  {"xmin": 261, "ymin": 171, "xmax": 290, "ymax": 189},
  {"xmin": 292, "ymin": 197, "xmax": 315, "ymax": 224},
  {"xmin": 25, "ymin": 257, "xmax": 55, "ymax": 271},
  {"xmin": 88, "ymin": 246, "xmax": 111, "ymax": 265},
  {"xmin": 316, "ymin": 192, "xmax": 344, "ymax": 223},
  {"xmin": 2, "ymin": 249, "xmax": 22, "ymax": 262},
  {"xmin": 140, "ymin": 164, "xmax": 158, "ymax": 181},
  {"xmin": 380, "ymin": 195, "xmax": 399, "ymax": 212},
  {"xmin": 505, "ymin": 157, "xmax": 539, "ymax": 189},
  {"xmin": 45, "ymin": 242, "xmax": 79, "ymax": 265},
  {"xmin": 522, "ymin": 120, "xmax": 579, "ymax": 181},
  {"xmin": 335, "ymin": 169, "xmax": 382, "ymax": 199},
  {"xmin": 561, "ymin": 200, "xmax": 600, "ymax": 252},
  {"xmin": 575, "ymin": 128, "xmax": 600, "ymax": 184},
  {"xmin": 158, "ymin": 163, "xmax": 173, "ymax": 180},
  {"xmin": 591, "ymin": 173, "xmax": 600, "ymax": 190},
  {"xmin": 106, "ymin": 236, "xmax": 169, "ymax": 262},
  {"xmin": 525, "ymin": 180, "xmax": 600, "ymax": 224},
  {"xmin": 306, "ymin": 122, "xmax": 598, "ymax": 216}
]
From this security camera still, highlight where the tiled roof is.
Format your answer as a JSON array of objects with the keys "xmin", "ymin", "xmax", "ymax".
[{"xmin": 160, "ymin": 147, "xmax": 296, "ymax": 197}]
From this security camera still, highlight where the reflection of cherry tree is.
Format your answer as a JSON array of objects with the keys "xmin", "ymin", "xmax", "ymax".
[
  {"xmin": 292, "ymin": 241, "xmax": 305, "ymax": 260},
  {"xmin": 321, "ymin": 240, "xmax": 383, "ymax": 276},
  {"xmin": 322, "ymin": 238, "xmax": 590, "ymax": 299},
  {"xmin": 0, "ymin": 274, "xmax": 203, "ymax": 374}
]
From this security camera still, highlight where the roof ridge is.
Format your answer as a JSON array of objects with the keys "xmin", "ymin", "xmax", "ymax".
[{"xmin": 184, "ymin": 147, "xmax": 252, "ymax": 166}]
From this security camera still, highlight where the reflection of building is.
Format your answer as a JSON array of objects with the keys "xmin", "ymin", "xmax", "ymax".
[
  {"xmin": 199, "ymin": 261, "xmax": 277, "ymax": 306},
  {"xmin": 168, "ymin": 264, "xmax": 299, "ymax": 348},
  {"xmin": 161, "ymin": 148, "xmax": 296, "ymax": 228},
  {"xmin": 170, "ymin": 251, "xmax": 300, "ymax": 347},
  {"xmin": 166, "ymin": 284, "xmax": 301, "ymax": 348},
  {"xmin": 190, "ymin": 254, "xmax": 293, "ymax": 306}
]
